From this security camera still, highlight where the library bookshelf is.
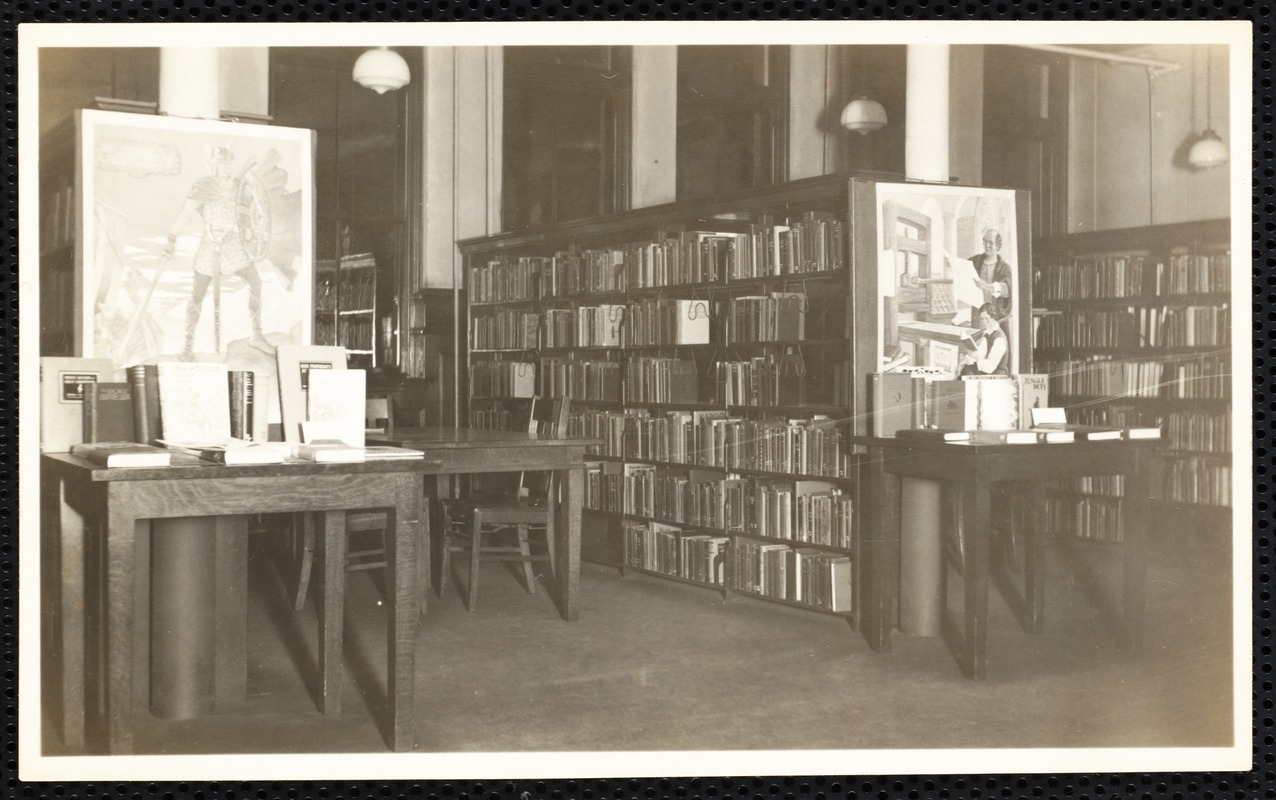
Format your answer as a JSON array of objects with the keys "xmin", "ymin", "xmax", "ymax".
[
  {"xmin": 314, "ymin": 252, "xmax": 378, "ymax": 369},
  {"xmin": 1032, "ymin": 218, "xmax": 1232, "ymax": 541},
  {"xmin": 457, "ymin": 173, "xmax": 886, "ymax": 624}
]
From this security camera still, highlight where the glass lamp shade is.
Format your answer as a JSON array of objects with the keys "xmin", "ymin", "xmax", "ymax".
[
  {"xmin": 352, "ymin": 47, "xmax": 410, "ymax": 94},
  {"xmin": 1188, "ymin": 129, "xmax": 1229, "ymax": 169},
  {"xmin": 840, "ymin": 96, "xmax": 888, "ymax": 135}
]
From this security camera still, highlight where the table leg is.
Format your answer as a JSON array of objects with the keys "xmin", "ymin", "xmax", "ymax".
[
  {"xmin": 1121, "ymin": 459, "xmax": 1149, "ymax": 652},
  {"xmin": 1025, "ymin": 482, "xmax": 1048, "ymax": 634},
  {"xmin": 558, "ymin": 465, "xmax": 582, "ymax": 622},
  {"xmin": 317, "ymin": 511, "xmax": 346, "ymax": 715},
  {"xmin": 960, "ymin": 481, "xmax": 991, "ymax": 680},
  {"xmin": 48, "ymin": 472, "xmax": 86, "ymax": 751},
  {"xmin": 861, "ymin": 447, "xmax": 898, "ymax": 653},
  {"xmin": 214, "ymin": 516, "xmax": 249, "ymax": 710},
  {"xmin": 104, "ymin": 501, "xmax": 137, "ymax": 754},
  {"xmin": 386, "ymin": 475, "xmax": 420, "ymax": 752}
]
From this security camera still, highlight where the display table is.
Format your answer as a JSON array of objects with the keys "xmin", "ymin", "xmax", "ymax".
[
  {"xmin": 41, "ymin": 453, "xmax": 441, "ymax": 754},
  {"xmin": 369, "ymin": 426, "xmax": 602, "ymax": 623},
  {"xmin": 853, "ymin": 436, "xmax": 1162, "ymax": 679}
]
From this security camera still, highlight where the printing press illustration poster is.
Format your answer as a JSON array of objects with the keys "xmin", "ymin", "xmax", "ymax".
[
  {"xmin": 78, "ymin": 110, "xmax": 313, "ymax": 367},
  {"xmin": 871, "ymin": 182, "xmax": 1028, "ymax": 380}
]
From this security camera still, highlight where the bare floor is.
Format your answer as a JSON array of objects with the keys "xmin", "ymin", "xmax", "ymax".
[{"xmin": 44, "ymin": 523, "xmax": 1236, "ymax": 755}]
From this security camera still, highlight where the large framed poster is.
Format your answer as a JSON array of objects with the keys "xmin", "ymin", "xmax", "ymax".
[
  {"xmin": 869, "ymin": 181, "xmax": 1029, "ymax": 378},
  {"xmin": 77, "ymin": 110, "xmax": 314, "ymax": 368}
]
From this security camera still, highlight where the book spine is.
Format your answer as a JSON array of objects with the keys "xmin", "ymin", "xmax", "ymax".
[
  {"xmin": 128, "ymin": 365, "xmax": 149, "ymax": 444},
  {"xmin": 82, "ymin": 384, "xmax": 100, "ymax": 443},
  {"xmin": 228, "ymin": 370, "xmax": 255, "ymax": 441}
]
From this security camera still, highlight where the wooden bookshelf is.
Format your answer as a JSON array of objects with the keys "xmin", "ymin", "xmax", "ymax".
[
  {"xmin": 1032, "ymin": 219, "xmax": 1233, "ymax": 537},
  {"xmin": 458, "ymin": 174, "xmax": 872, "ymax": 623},
  {"xmin": 314, "ymin": 252, "xmax": 378, "ymax": 369}
]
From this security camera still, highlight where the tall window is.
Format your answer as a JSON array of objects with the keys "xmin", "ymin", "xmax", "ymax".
[
  {"xmin": 503, "ymin": 47, "xmax": 631, "ymax": 229},
  {"xmin": 676, "ymin": 46, "xmax": 789, "ymax": 202}
]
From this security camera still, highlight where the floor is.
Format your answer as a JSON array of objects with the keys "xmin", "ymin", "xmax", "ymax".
[{"xmin": 42, "ymin": 517, "xmax": 1236, "ymax": 756}]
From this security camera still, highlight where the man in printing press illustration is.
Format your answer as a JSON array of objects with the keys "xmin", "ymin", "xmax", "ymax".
[
  {"xmin": 164, "ymin": 141, "xmax": 283, "ymax": 359},
  {"xmin": 969, "ymin": 227, "xmax": 1013, "ymax": 324}
]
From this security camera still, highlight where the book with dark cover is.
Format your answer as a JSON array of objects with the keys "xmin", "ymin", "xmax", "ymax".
[
  {"xmin": 895, "ymin": 428, "xmax": 971, "ymax": 442},
  {"xmin": 70, "ymin": 441, "xmax": 172, "ymax": 468},
  {"xmin": 127, "ymin": 364, "xmax": 163, "ymax": 446},
  {"xmin": 228, "ymin": 370, "xmax": 255, "ymax": 442},
  {"xmin": 83, "ymin": 382, "xmax": 134, "ymax": 443}
]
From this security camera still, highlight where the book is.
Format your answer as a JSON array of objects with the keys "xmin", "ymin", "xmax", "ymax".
[
  {"xmin": 895, "ymin": 428, "xmax": 971, "ymax": 442},
  {"xmin": 127, "ymin": 364, "xmax": 163, "ymax": 446},
  {"xmin": 162, "ymin": 440, "xmax": 292, "ymax": 465},
  {"xmin": 671, "ymin": 299, "xmax": 711, "ymax": 345},
  {"xmin": 306, "ymin": 368, "xmax": 367, "ymax": 448},
  {"xmin": 1123, "ymin": 426, "xmax": 1163, "ymax": 440},
  {"xmin": 361, "ymin": 446, "xmax": 427, "ymax": 460},
  {"xmin": 972, "ymin": 376, "xmax": 1019, "ymax": 430},
  {"xmin": 276, "ymin": 344, "xmax": 348, "ymax": 443},
  {"xmin": 40, "ymin": 356, "xmax": 114, "ymax": 452},
  {"xmin": 1015, "ymin": 373, "xmax": 1050, "ymax": 429},
  {"xmin": 292, "ymin": 439, "xmax": 367, "ymax": 463},
  {"xmin": 157, "ymin": 361, "xmax": 232, "ymax": 444},
  {"xmin": 969, "ymin": 429, "xmax": 1039, "ymax": 445},
  {"xmin": 82, "ymin": 382, "xmax": 134, "ymax": 443},
  {"xmin": 932, "ymin": 379, "xmax": 979, "ymax": 432},
  {"xmin": 1033, "ymin": 423, "xmax": 1124, "ymax": 441},
  {"xmin": 870, "ymin": 372, "xmax": 924, "ymax": 437},
  {"xmin": 70, "ymin": 441, "xmax": 172, "ymax": 468},
  {"xmin": 228, "ymin": 370, "xmax": 255, "ymax": 441},
  {"xmin": 1031, "ymin": 428, "xmax": 1076, "ymax": 443}
]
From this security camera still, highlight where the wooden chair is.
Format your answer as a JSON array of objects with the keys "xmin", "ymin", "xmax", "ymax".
[
  {"xmin": 439, "ymin": 396, "xmax": 569, "ymax": 610},
  {"xmin": 290, "ymin": 392, "xmax": 412, "ymax": 611}
]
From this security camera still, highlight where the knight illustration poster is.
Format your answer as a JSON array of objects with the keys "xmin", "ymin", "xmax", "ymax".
[
  {"xmin": 874, "ymin": 183, "xmax": 1021, "ymax": 378},
  {"xmin": 78, "ymin": 110, "xmax": 313, "ymax": 367}
]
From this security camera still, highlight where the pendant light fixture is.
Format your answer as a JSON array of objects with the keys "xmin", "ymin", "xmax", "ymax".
[
  {"xmin": 352, "ymin": 46, "xmax": 411, "ymax": 95},
  {"xmin": 1188, "ymin": 46, "xmax": 1228, "ymax": 169},
  {"xmin": 841, "ymin": 46, "xmax": 888, "ymax": 135}
]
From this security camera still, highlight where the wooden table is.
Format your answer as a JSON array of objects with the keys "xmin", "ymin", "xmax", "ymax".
[
  {"xmin": 369, "ymin": 427, "xmax": 601, "ymax": 623},
  {"xmin": 41, "ymin": 453, "xmax": 439, "ymax": 755},
  {"xmin": 854, "ymin": 436, "xmax": 1161, "ymax": 679}
]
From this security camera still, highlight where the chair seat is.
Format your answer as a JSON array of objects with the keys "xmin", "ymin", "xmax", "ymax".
[{"xmin": 440, "ymin": 496, "xmax": 555, "ymax": 611}]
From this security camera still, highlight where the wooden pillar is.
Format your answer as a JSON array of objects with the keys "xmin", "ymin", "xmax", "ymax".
[
  {"xmin": 905, "ymin": 44, "xmax": 950, "ymax": 183},
  {"xmin": 159, "ymin": 48, "xmax": 220, "ymax": 120},
  {"xmin": 897, "ymin": 44, "xmax": 952, "ymax": 637},
  {"xmin": 149, "ymin": 518, "xmax": 216, "ymax": 719},
  {"xmin": 631, "ymin": 46, "xmax": 677, "ymax": 208}
]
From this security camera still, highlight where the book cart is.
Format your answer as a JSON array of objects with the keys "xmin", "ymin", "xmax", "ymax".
[
  {"xmin": 1032, "ymin": 219, "xmax": 1232, "ymax": 542},
  {"xmin": 458, "ymin": 174, "xmax": 904, "ymax": 627}
]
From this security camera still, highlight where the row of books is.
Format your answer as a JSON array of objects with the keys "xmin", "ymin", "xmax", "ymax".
[
  {"xmin": 1165, "ymin": 411, "xmax": 1231, "ymax": 454},
  {"xmin": 470, "ymin": 360, "xmax": 537, "ymax": 399},
  {"xmin": 473, "ymin": 293, "xmax": 814, "ymax": 351},
  {"xmin": 1046, "ymin": 494, "xmax": 1124, "ymax": 543},
  {"xmin": 727, "ymin": 539, "xmax": 852, "ymax": 612},
  {"xmin": 715, "ymin": 353, "xmax": 807, "ymax": 408},
  {"xmin": 1035, "ymin": 305, "xmax": 1230, "ymax": 349},
  {"xmin": 469, "ymin": 216, "xmax": 847, "ymax": 304},
  {"xmin": 623, "ymin": 522, "xmax": 729, "ymax": 586},
  {"xmin": 585, "ymin": 465, "xmax": 853, "ymax": 548},
  {"xmin": 570, "ymin": 408, "xmax": 848, "ymax": 478},
  {"xmin": 500, "ymin": 352, "xmax": 831, "ymax": 408},
  {"xmin": 1165, "ymin": 457, "xmax": 1232, "ymax": 507},
  {"xmin": 1034, "ymin": 251, "xmax": 1230, "ymax": 301},
  {"xmin": 1068, "ymin": 402, "xmax": 1228, "ymax": 455},
  {"xmin": 1042, "ymin": 354, "xmax": 1229, "ymax": 400}
]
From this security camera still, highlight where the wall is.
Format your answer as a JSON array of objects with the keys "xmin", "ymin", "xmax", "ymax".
[{"xmin": 1068, "ymin": 44, "xmax": 1230, "ymax": 231}]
